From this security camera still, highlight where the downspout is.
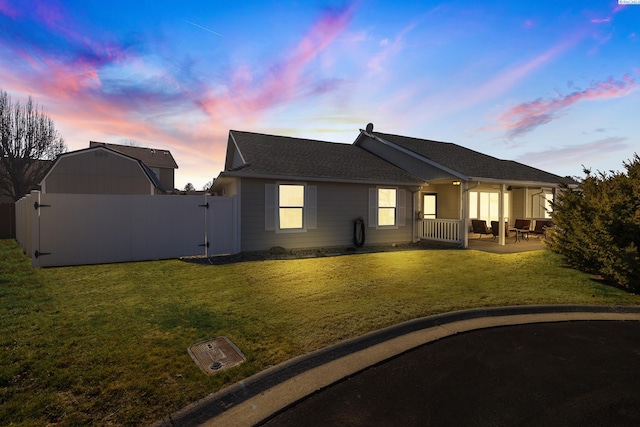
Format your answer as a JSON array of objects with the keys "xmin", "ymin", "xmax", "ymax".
[{"xmin": 530, "ymin": 189, "xmax": 544, "ymax": 215}]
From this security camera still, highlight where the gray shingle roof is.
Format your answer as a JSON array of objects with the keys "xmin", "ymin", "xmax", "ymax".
[
  {"xmin": 224, "ymin": 130, "xmax": 423, "ymax": 185},
  {"xmin": 89, "ymin": 142, "xmax": 178, "ymax": 169},
  {"xmin": 372, "ymin": 131, "xmax": 573, "ymax": 184}
]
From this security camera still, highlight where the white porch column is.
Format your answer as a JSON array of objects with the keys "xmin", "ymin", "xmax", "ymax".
[
  {"xmin": 498, "ymin": 184, "xmax": 506, "ymax": 246},
  {"xmin": 461, "ymin": 181, "xmax": 468, "ymax": 248}
]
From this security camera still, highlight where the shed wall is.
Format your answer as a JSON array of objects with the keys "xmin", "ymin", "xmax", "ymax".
[{"xmin": 44, "ymin": 150, "xmax": 152, "ymax": 194}]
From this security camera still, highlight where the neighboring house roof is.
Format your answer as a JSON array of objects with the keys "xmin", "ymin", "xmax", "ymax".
[
  {"xmin": 365, "ymin": 131, "xmax": 575, "ymax": 185},
  {"xmin": 89, "ymin": 141, "xmax": 178, "ymax": 169},
  {"xmin": 218, "ymin": 130, "xmax": 424, "ymax": 185},
  {"xmin": 42, "ymin": 146, "xmax": 167, "ymax": 192}
]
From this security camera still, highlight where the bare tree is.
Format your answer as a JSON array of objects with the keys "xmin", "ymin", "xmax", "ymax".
[
  {"xmin": 202, "ymin": 178, "xmax": 215, "ymax": 192},
  {"xmin": 0, "ymin": 90, "xmax": 66, "ymax": 201}
]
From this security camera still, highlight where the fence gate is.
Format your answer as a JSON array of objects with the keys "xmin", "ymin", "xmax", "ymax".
[
  {"xmin": 16, "ymin": 191, "xmax": 238, "ymax": 267},
  {"xmin": 0, "ymin": 203, "xmax": 15, "ymax": 239}
]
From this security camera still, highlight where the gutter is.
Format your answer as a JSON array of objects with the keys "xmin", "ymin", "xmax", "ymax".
[{"xmin": 218, "ymin": 171, "xmax": 425, "ymax": 187}]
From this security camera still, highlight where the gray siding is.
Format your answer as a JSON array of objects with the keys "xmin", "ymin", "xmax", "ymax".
[
  {"xmin": 240, "ymin": 178, "xmax": 413, "ymax": 252},
  {"xmin": 359, "ymin": 136, "xmax": 456, "ymax": 181},
  {"xmin": 44, "ymin": 150, "xmax": 152, "ymax": 195},
  {"xmin": 158, "ymin": 167, "xmax": 174, "ymax": 191}
]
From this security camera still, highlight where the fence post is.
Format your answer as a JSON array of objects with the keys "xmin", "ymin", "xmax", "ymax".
[
  {"xmin": 30, "ymin": 191, "xmax": 41, "ymax": 267},
  {"xmin": 203, "ymin": 193, "xmax": 209, "ymax": 258},
  {"xmin": 232, "ymin": 195, "xmax": 240, "ymax": 254}
]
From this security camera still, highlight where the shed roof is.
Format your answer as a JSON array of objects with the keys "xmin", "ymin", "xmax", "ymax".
[
  {"xmin": 43, "ymin": 146, "xmax": 166, "ymax": 192},
  {"xmin": 220, "ymin": 130, "xmax": 423, "ymax": 185},
  {"xmin": 89, "ymin": 141, "xmax": 178, "ymax": 169},
  {"xmin": 368, "ymin": 131, "xmax": 574, "ymax": 185}
]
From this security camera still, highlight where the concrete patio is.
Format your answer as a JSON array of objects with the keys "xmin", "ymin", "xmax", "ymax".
[{"xmin": 467, "ymin": 234, "xmax": 547, "ymax": 254}]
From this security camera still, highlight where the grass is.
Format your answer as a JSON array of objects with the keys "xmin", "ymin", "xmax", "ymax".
[{"xmin": 1, "ymin": 239, "xmax": 638, "ymax": 426}]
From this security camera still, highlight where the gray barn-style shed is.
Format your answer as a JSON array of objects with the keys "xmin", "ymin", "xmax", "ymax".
[{"xmin": 40, "ymin": 145, "xmax": 173, "ymax": 195}]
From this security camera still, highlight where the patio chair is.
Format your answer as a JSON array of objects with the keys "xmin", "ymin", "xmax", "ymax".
[
  {"xmin": 490, "ymin": 221, "xmax": 509, "ymax": 240},
  {"xmin": 471, "ymin": 219, "xmax": 492, "ymax": 239},
  {"xmin": 531, "ymin": 220, "xmax": 554, "ymax": 238}
]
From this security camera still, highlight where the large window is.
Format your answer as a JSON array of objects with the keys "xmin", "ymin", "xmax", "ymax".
[
  {"xmin": 469, "ymin": 191, "xmax": 509, "ymax": 223},
  {"xmin": 423, "ymin": 194, "xmax": 437, "ymax": 219},
  {"xmin": 378, "ymin": 188, "xmax": 397, "ymax": 226},
  {"xmin": 279, "ymin": 184, "xmax": 304, "ymax": 229}
]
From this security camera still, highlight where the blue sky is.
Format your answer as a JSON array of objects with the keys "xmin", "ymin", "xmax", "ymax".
[{"xmin": 1, "ymin": 0, "xmax": 638, "ymax": 189}]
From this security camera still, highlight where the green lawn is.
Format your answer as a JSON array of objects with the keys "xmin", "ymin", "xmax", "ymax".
[{"xmin": 1, "ymin": 239, "xmax": 638, "ymax": 425}]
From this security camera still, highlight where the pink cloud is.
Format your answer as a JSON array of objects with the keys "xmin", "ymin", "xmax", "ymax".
[
  {"xmin": 196, "ymin": 4, "xmax": 355, "ymax": 123},
  {"xmin": 0, "ymin": 0, "xmax": 21, "ymax": 18},
  {"xmin": 518, "ymin": 137, "xmax": 630, "ymax": 174},
  {"xmin": 493, "ymin": 74, "xmax": 638, "ymax": 139}
]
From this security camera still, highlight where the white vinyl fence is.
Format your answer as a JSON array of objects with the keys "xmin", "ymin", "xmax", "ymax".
[{"xmin": 15, "ymin": 191, "xmax": 238, "ymax": 267}]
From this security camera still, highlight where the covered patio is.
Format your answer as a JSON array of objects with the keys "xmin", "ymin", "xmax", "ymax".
[{"xmin": 466, "ymin": 233, "xmax": 547, "ymax": 254}]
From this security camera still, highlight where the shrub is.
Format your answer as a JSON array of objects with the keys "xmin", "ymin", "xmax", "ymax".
[{"xmin": 548, "ymin": 154, "xmax": 640, "ymax": 292}]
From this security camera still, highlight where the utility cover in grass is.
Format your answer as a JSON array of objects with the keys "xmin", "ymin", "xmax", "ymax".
[{"xmin": 188, "ymin": 337, "xmax": 246, "ymax": 374}]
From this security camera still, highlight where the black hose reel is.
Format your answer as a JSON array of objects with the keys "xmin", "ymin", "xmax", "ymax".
[{"xmin": 353, "ymin": 217, "xmax": 365, "ymax": 247}]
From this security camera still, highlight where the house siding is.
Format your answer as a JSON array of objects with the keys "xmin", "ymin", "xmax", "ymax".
[
  {"xmin": 158, "ymin": 167, "xmax": 174, "ymax": 191},
  {"xmin": 512, "ymin": 188, "xmax": 526, "ymax": 222},
  {"xmin": 359, "ymin": 136, "xmax": 456, "ymax": 181},
  {"xmin": 434, "ymin": 184, "xmax": 460, "ymax": 219},
  {"xmin": 239, "ymin": 177, "xmax": 414, "ymax": 252},
  {"xmin": 43, "ymin": 150, "xmax": 152, "ymax": 195}
]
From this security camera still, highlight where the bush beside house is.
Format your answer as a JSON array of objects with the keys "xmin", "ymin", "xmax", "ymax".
[{"xmin": 548, "ymin": 154, "xmax": 640, "ymax": 292}]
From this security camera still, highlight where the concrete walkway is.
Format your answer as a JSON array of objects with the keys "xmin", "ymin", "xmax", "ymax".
[{"xmin": 152, "ymin": 305, "xmax": 640, "ymax": 427}]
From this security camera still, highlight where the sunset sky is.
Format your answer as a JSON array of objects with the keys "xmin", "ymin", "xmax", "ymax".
[{"xmin": 1, "ymin": 0, "xmax": 638, "ymax": 189}]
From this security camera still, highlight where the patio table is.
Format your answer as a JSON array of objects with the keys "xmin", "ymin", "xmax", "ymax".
[{"xmin": 509, "ymin": 227, "xmax": 530, "ymax": 243}]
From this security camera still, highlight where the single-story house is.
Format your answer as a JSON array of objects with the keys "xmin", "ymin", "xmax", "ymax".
[
  {"xmin": 40, "ymin": 143, "xmax": 178, "ymax": 195},
  {"xmin": 212, "ymin": 124, "xmax": 574, "ymax": 251}
]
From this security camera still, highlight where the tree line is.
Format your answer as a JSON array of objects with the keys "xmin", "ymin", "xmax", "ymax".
[{"xmin": 0, "ymin": 89, "xmax": 66, "ymax": 202}]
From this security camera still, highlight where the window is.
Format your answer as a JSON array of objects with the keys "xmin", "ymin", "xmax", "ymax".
[
  {"xmin": 279, "ymin": 184, "xmax": 304, "ymax": 229},
  {"xmin": 469, "ymin": 191, "xmax": 509, "ymax": 223},
  {"xmin": 423, "ymin": 194, "xmax": 437, "ymax": 219},
  {"xmin": 378, "ymin": 188, "xmax": 397, "ymax": 226},
  {"xmin": 265, "ymin": 183, "xmax": 316, "ymax": 232},
  {"xmin": 544, "ymin": 193, "xmax": 553, "ymax": 218},
  {"xmin": 368, "ymin": 187, "xmax": 405, "ymax": 228},
  {"xmin": 532, "ymin": 190, "xmax": 553, "ymax": 219}
]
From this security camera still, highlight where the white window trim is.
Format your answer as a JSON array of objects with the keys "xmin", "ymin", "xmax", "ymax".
[
  {"xmin": 264, "ymin": 182, "xmax": 317, "ymax": 234},
  {"xmin": 370, "ymin": 186, "xmax": 406, "ymax": 229},
  {"xmin": 277, "ymin": 182, "xmax": 307, "ymax": 233}
]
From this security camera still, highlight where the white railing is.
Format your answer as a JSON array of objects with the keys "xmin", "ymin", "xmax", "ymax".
[{"xmin": 420, "ymin": 219, "xmax": 462, "ymax": 244}]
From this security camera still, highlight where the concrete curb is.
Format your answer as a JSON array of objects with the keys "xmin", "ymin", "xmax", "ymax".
[{"xmin": 151, "ymin": 305, "xmax": 640, "ymax": 427}]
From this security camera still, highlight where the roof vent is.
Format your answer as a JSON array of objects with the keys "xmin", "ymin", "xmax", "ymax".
[{"xmin": 365, "ymin": 123, "xmax": 374, "ymax": 133}]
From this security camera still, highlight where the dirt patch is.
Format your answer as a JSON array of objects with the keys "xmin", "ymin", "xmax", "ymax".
[{"xmin": 181, "ymin": 240, "xmax": 460, "ymax": 265}]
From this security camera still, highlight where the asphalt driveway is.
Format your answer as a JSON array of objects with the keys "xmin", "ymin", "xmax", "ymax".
[{"xmin": 261, "ymin": 321, "xmax": 640, "ymax": 426}]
